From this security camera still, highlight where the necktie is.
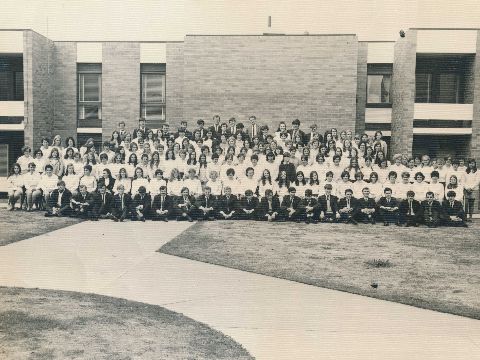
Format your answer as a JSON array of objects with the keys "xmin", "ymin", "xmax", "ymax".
[
  {"xmin": 205, "ymin": 196, "xmax": 208, "ymax": 208},
  {"xmin": 450, "ymin": 201, "xmax": 454, "ymax": 208},
  {"xmin": 409, "ymin": 200, "xmax": 413, "ymax": 215},
  {"xmin": 347, "ymin": 199, "xmax": 350, "ymax": 208},
  {"xmin": 121, "ymin": 195, "xmax": 124, "ymax": 210},
  {"xmin": 103, "ymin": 194, "xmax": 106, "ymax": 204},
  {"xmin": 252, "ymin": 125, "xmax": 256, "ymax": 137},
  {"xmin": 327, "ymin": 196, "xmax": 331, "ymax": 212},
  {"xmin": 268, "ymin": 200, "xmax": 272, "ymax": 211},
  {"xmin": 161, "ymin": 196, "xmax": 165, "ymax": 211},
  {"xmin": 58, "ymin": 191, "xmax": 63, "ymax": 207}
]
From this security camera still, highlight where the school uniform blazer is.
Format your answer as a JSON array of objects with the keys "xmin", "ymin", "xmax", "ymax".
[
  {"xmin": 278, "ymin": 163, "xmax": 296, "ymax": 183},
  {"xmin": 317, "ymin": 194, "xmax": 339, "ymax": 213},
  {"xmin": 72, "ymin": 192, "xmax": 92, "ymax": 207},
  {"xmin": 48, "ymin": 188, "xmax": 72, "ymax": 209},
  {"xmin": 377, "ymin": 197, "xmax": 399, "ymax": 209},
  {"xmin": 240, "ymin": 196, "xmax": 259, "ymax": 211},
  {"xmin": 287, "ymin": 129, "xmax": 306, "ymax": 144},
  {"xmin": 97, "ymin": 177, "xmax": 116, "ymax": 193},
  {"xmin": 132, "ymin": 127, "xmax": 150, "ymax": 139},
  {"xmin": 442, "ymin": 199, "xmax": 465, "ymax": 218},
  {"xmin": 357, "ymin": 197, "xmax": 377, "ymax": 211},
  {"xmin": 337, "ymin": 197, "xmax": 358, "ymax": 212},
  {"xmin": 218, "ymin": 195, "xmax": 238, "ymax": 213},
  {"xmin": 299, "ymin": 197, "xmax": 319, "ymax": 211},
  {"xmin": 399, "ymin": 199, "xmax": 422, "ymax": 216},
  {"xmin": 421, "ymin": 200, "xmax": 443, "ymax": 218},
  {"xmin": 175, "ymin": 195, "xmax": 197, "ymax": 210},
  {"xmin": 280, "ymin": 195, "xmax": 302, "ymax": 209},
  {"xmin": 95, "ymin": 192, "xmax": 115, "ymax": 214},
  {"xmin": 133, "ymin": 193, "xmax": 152, "ymax": 213},
  {"xmin": 196, "ymin": 194, "xmax": 218, "ymax": 211},
  {"xmin": 113, "ymin": 193, "xmax": 132, "ymax": 213},
  {"xmin": 305, "ymin": 132, "xmax": 323, "ymax": 145},
  {"xmin": 257, "ymin": 196, "xmax": 281, "ymax": 215},
  {"xmin": 151, "ymin": 194, "xmax": 174, "ymax": 213}
]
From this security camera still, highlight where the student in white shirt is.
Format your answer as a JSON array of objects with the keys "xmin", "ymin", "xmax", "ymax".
[
  {"xmin": 131, "ymin": 167, "xmax": 150, "ymax": 196},
  {"xmin": 78, "ymin": 164, "xmax": 97, "ymax": 193},
  {"xmin": 427, "ymin": 170, "xmax": 445, "ymax": 202},
  {"xmin": 396, "ymin": 172, "xmax": 414, "ymax": 200},
  {"xmin": 445, "ymin": 175, "xmax": 464, "ymax": 203},
  {"xmin": 22, "ymin": 162, "xmax": 42, "ymax": 211},
  {"xmin": 183, "ymin": 168, "xmax": 203, "ymax": 197},
  {"xmin": 411, "ymin": 172, "xmax": 429, "ymax": 201},
  {"xmin": 464, "ymin": 159, "xmax": 480, "ymax": 221},
  {"xmin": 62, "ymin": 163, "xmax": 80, "ymax": 197},
  {"xmin": 7, "ymin": 163, "xmax": 24, "ymax": 210},
  {"xmin": 16, "ymin": 146, "xmax": 34, "ymax": 174},
  {"xmin": 39, "ymin": 164, "xmax": 59, "ymax": 207},
  {"xmin": 148, "ymin": 169, "xmax": 168, "ymax": 197}
]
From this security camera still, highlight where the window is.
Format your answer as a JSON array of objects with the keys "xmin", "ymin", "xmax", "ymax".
[
  {"xmin": 14, "ymin": 72, "xmax": 23, "ymax": 100},
  {"xmin": 0, "ymin": 144, "xmax": 9, "ymax": 177},
  {"xmin": 140, "ymin": 64, "xmax": 166, "ymax": 128},
  {"xmin": 367, "ymin": 74, "xmax": 392, "ymax": 104},
  {"xmin": 0, "ymin": 56, "xmax": 23, "ymax": 101},
  {"xmin": 78, "ymin": 64, "xmax": 102, "ymax": 125},
  {"xmin": 415, "ymin": 72, "xmax": 461, "ymax": 103},
  {"xmin": 366, "ymin": 64, "xmax": 392, "ymax": 107}
]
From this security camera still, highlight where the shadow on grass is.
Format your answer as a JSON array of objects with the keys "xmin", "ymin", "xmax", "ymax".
[{"xmin": 159, "ymin": 221, "xmax": 480, "ymax": 320}]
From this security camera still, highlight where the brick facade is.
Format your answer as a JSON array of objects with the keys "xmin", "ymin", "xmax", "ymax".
[
  {"xmin": 166, "ymin": 43, "xmax": 184, "ymax": 126},
  {"xmin": 391, "ymin": 30, "xmax": 417, "ymax": 157},
  {"xmin": 174, "ymin": 35, "xmax": 358, "ymax": 132},
  {"xmin": 53, "ymin": 42, "xmax": 77, "ymax": 143},
  {"xmin": 102, "ymin": 42, "xmax": 140, "ymax": 140},
  {"xmin": 23, "ymin": 30, "xmax": 55, "ymax": 149},
  {"xmin": 470, "ymin": 31, "xmax": 480, "ymax": 160},
  {"xmin": 355, "ymin": 42, "xmax": 368, "ymax": 135}
]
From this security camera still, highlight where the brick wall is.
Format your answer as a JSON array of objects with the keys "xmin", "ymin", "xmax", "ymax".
[
  {"xmin": 470, "ymin": 31, "xmax": 480, "ymax": 160},
  {"xmin": 355, "ymin": 42, "xmax": 368, "ymax": 135},
  {"xmin": 23, "ymin": 30, "xmax": 55, "ymax": 149},
  {"xmin": 102, "ymin": 43, "xmax": 140, "ymax": 140},
  {"xmin": 166, "ymin": 43, "xmax": 184, "ymax": 127},
  {"xmin": 391, "ymin": 30, "xmax": 417, "ymax": 157},
  {"xmin": 176, "ymin": 35, "xmax": 358, "ymax": 133},
  {"xmin": 53, "ymin": 42, "xmax": 77, "ymax": 143}
]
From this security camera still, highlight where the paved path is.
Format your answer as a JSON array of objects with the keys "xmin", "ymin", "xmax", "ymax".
[{"xmin": 1, "ymin": 221, "xmax": 479, "ymax": 360}]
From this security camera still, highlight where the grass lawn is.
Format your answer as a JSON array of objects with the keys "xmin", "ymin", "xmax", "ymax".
[
  {"xmin": 160, "ymin": 221, "xmax": 480, "ymax": 319},
  {"xmin": 0, "ymin": 209, "xmax": 82, "ymax": 246},
  {"xmin": 0, "ymin": 287, "xmax": 253, "ymax": 360}
]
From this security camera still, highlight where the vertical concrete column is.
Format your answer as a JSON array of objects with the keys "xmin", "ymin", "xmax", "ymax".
[
  {"xmin": 166, "ymin": 43, "xmax": 185, "ymax": 129},
  {"xmin": 102, "ymin": 43, "xmax": 140, "ymax": 140},
  {"xmin": 470, "ymin": 31, "xmax": 480, "ymax": 160},
  {"xmin": 355, "ymin": 42, "xmax": 368, "ymax": 135},
  {"xmin": 391, "ymin": 30, "xmax": 417, "ymax": 157}
]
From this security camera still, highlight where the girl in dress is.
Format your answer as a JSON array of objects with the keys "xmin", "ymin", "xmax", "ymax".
[
  {"xmin": 63, "ymin": 163, "xmax": 80, "ymax": 197},
  {"xmin": 131, "ymin": 167, "xmax": 150, "ymax": 196},
  {"xmin": 7, "ymin": 163, "xmax": 24, "ymax": 210}
]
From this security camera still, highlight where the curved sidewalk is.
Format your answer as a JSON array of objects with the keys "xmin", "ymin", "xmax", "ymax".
[{"xmin": 1, "ymin": 221, "xmax": 479, "ymax": 360}]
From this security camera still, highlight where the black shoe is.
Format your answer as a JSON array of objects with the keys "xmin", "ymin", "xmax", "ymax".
[
  {"xmin": 350, "ymin": 219, "xmax": 358, "ymax": 225},
  {"xmin": 163, "ymin": 218, "xmax": 169, "ymax": 222},
  {"xmin": 187, "ymin": 216, "xmax": 193, "ymax": 222},
  {"xmin": 383, "ymin": 222, "xmax": 389, "ymax": 226}
]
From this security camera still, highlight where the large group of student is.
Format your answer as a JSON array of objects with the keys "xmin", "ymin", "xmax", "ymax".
[{"xmin": 6, "ymin": 115, "xmax": 480, "ymax": 227}]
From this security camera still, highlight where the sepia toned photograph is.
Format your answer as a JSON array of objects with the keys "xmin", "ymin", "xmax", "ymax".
[{"xmin": 1, "ymin": 1, "xmax": 479, "ymax": 359}]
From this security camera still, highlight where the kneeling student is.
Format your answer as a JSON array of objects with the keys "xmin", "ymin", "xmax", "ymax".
[
  {"xmin": 196, "ymin": 186, "xmax": 217, "ymax": 220},
  {"xmin": 218, "ymin": 186, "xmax": 237, "ymax": 220},
  {"xmin": 337, "ymin": 189, "xmax": 358, "ymax": 224},
  {"xmin": 132, "ymin": 186, "xmax": 151, "ymax": 221},
  {"xmin": 238, "ymin": 189, "xmax": 259, "ymax": 220},
  {"xmin": 257, "ymin": 189, "xmax": 280, "ymax": 221},
  {"xmin": 279, "ymin": 186, "xmax": 302, "ymax": 222},
  {"xmin": 378, "ymin": 187, "xmax": 400, "ymax": 226},
  {"xmin": 151, "ymin": 185, "xmax": 173, "ymax": 221},
  {"xmin": 45, "ymin": 180, "xmax": 72, "ymax": 217},
  {"xmin": 299, "ymin": 189, "xmax": 318, "ymax": 223},
  {"xmin": 442, "ymin": 190, "xmax": 467, "ymax": 227},
  {"xmin": 112, "ymin": 184, "xmax": 132, "ymax": 222}
]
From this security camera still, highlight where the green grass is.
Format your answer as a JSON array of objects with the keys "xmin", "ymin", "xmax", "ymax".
[
  {"xmin": 0, "ymin": 209, "xmax": 82, "ymax": 246},
  {"xmin": 160, "ymin": 220, "xmax": 480, "ymax": 319},
  {"xmin": 0, "ymin": 287, "xmax": 253, "ymax": 360}
]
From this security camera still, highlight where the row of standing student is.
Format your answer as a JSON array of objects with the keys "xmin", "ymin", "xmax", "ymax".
[{"xmin": 40, "ymin": 178, "xmax": 468, "ymax": 228}]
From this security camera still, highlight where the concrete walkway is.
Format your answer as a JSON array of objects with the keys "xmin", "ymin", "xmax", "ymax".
[{"xmin": 0, "ymin": 221, "xmax": 479, "ymax": 360}]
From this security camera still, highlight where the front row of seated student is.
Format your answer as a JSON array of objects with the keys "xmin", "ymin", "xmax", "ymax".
[{"xmin": 41, "ymin": 181, "xmax": 467, "ymax": 227}]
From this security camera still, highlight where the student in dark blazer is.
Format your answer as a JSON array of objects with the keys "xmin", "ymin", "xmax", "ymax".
[
  {"xmin": 97, "ymin": 169, "xmax": 116, "ymax": 193},
  {"xmin": 112, "ymin": 184, "xmax": 132, "ymax": 222},
  {"xmin": 278, "ymin": 153, "xmax": 297, "ymax": 183},
  {"xmin": 317, "ymin": 183, "xmax": 339, "ymax": 222},
  {"xmin": 256, "ymin": 189, "xmax": 281, "ymax": 221},
  {"xmin": 217, "ymin": 186, "xmax": 238, "ymax": 220},
  {"xmin": 71, "ymin": 184, "xmax": 96, "ymax": 220},
  {"xmin": 356, "ymin": 187, "xmax": 377, "ymax": 224},
  {"xmin": 421, "ymin": 191, "xmax": 443, "ymax": 227},
  {"xmin": 95, "ymin": 183, "xmax": 115, "ymax": 219},
  {"xmin": 132, "ymin": 186, "xmax": 151, "ymax": 221},
  {"xmin": 399, "ymin": 190, "xmax": 423, "ymax": 226},
  {"xmin": 304, "ymin": 124, "xmax": 323, "ymax": 145},
  {"xmin": 132, "ymin": 118, "xmax": 149, "ymax": 139},
  {"xmin": 279, "ymin": 186, "xmax": 302, "ymax": 222},
  {"xmin": 151, "ymin": 185, "xmax": 173, "ymax": 221},
  {"xmin": 238, "ymin": 189, "xmax": 259, "ymax": 220},
  {"xmin": 299, "ymin": 189, "xmax": 319, "ymax": 223},
  {"xmin": 45, "ymin": 180, "xmax": 72, "ymax": 217},
  {"xmin": 442, "ymin": 190, "xmax": 467, "ymax": 227},
  {"xmin": 337, "ymin": 188, "xmax": 358, "ymax": 224},
  {"xmin": 288, "ymin": 118, "xmax": 306, "ymax": 145},
  {"xmin": 175, "ymin": 187, "xmax": 197, "ymax": 222},
  {"xmin": 377, "ymin": 187, "xmax": 400, "ymax": 226},
  {"xmin": 196, "ymin": 186, "xmax": 217, "ymax": 220}
]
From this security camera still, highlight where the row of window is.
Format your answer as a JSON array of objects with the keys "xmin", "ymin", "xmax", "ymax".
[{"xmin": 77, "ymin": 63, "xmax": 166, "ymax": 127}]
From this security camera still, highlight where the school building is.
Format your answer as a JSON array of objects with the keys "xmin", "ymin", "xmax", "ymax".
[{"xmin": 1, "ymin": 28, "xmax": 480, "ymax": 184}]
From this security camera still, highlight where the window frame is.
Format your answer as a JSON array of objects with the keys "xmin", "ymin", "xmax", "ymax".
[
  {"xmin": 0, "ymin": 144, "xmax": 9, "ymax": 177},
  {"xmin": 366, "ymin": 64, "xmax": 393, "ymax": 108},
  {"xmin": 77, "ymin": 64, "xmax": 102, "ymax": 127},
  {"xmin": 140, "ymin": 64, "xmax": 166, "ymax": 126}
]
